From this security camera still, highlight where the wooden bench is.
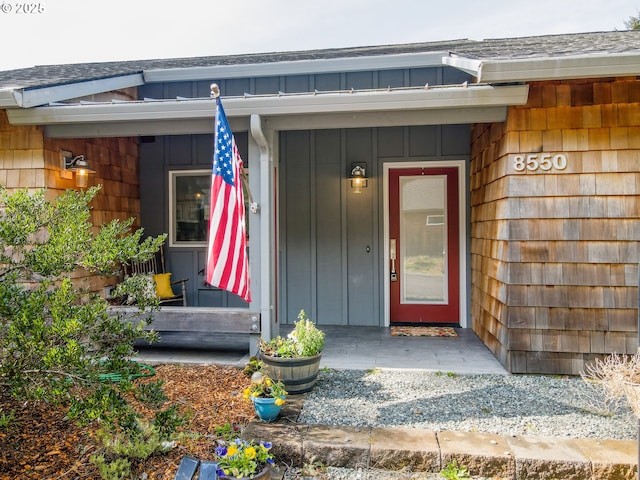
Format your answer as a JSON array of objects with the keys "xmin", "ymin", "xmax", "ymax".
[{"xmin": 110, "ymin": 306, "xmax": 261, "ymax": 356}]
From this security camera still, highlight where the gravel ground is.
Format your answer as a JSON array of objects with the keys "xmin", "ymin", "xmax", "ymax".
[
  {"xmin": 298, "ymin": 369, "xmax": 636, "ymax": 440},
  {"xmin": 281, "ymin": 368, "xmax": 637, "ymax": 479}
]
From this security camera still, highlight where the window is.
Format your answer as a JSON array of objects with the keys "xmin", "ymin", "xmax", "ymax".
[
  {"xmin": 169, "ymin": 168, "xmax": 251, "ymax": 247},
  {"xmin": 169, "ymin": 170, "xmax": 210, "ymax": 247}
]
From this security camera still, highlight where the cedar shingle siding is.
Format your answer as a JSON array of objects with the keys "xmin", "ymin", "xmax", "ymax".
[{"xmin": 471, "ymin": 78, "xmax": 640, "ymax": 374}]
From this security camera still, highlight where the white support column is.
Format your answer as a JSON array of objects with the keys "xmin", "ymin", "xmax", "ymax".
[{"xmin": 250, "ymin": 114, "xmax": 277, "ymax": 341}]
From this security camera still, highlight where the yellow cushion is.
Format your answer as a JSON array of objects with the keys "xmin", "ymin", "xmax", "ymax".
[{"xmin": 153, "ymin": 273, "xmax": 175, "ymax": 299}]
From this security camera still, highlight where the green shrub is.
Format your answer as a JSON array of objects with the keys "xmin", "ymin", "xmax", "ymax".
[
  {"xmin": 136, "ymin": 380, "xmax": 168, "ymax": 408},
  {"xmin": 90, "ymin": 418, "xmax": 177, "ymax": 480},
  {"xmin": 153, "ymin": 404, "xmax": 186, "ymax": 438},
  {"xmin": 0, "ymin": 186, "xmax": 179, "ymax": 479},
  {"xmin": 90, "ymin": 455, "xmax": 131, "ymax": 480},
  {"xmin": 258, "ymin": 310, "xmax": 325, "ymax": 357}
]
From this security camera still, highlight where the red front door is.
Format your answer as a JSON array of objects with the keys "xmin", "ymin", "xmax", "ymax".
[{"xmin": 389, "ymin": 167, "xmax": 459, "ymax": 324}]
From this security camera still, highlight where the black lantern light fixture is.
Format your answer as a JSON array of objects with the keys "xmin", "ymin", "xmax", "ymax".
[
  {"xmin": 349, "ymin": 162, "xmax": 367, "ymax": 194},
  {"xmin": 61, "ymin": 149, "xmax": 96, "ymax": 188}
]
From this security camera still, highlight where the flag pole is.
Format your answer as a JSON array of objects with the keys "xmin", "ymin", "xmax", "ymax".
[{"xmin": 210, "ymin": 83, "xmax": 259, "ymax": 213}]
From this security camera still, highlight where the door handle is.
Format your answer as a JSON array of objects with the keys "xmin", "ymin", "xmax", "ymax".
[{"xmin": 390, "ymin": 239, "xmax": 398, "ymax": 282}]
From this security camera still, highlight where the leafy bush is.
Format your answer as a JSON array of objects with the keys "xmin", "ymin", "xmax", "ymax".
[
  {"xmin": 136, "ymin": 380, "xmax": 168, "ymax": 408},
  {"xmin": 90, "ymin": 418, "xmax": 178, "ymax": 479},
  {"xmin": 0, "ymin": 186, "xmax": 178, "ymax": 478},
  {"xmin": 258, "ymin": 310, "xmax": 325, "ymax": 357}
]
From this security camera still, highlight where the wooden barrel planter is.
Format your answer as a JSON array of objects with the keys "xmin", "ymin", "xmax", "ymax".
[{"xmin": 259, "ymin": 353, "xmax": 322, "ymax": 394}]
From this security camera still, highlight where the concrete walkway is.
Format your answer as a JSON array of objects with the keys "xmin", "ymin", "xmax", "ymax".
[
  {"xmin": 136, "ymin": 325, "xmax": 508, "ymax": 375},
  {"xmin": 135, "ymin": 327, "xmax": 638, "ymax": 479}
]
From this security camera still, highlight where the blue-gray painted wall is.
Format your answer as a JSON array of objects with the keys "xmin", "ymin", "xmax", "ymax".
[
  {"xmin": 279, "ymin": 125, "xmax": 470, "ymax": 326},
  {"xmin": 139, "ymin": 131, "xmax": 250, "ymax": 308},
  {"xmin": 138, "ymin": 65, "xmax": 472, "ymax": 325}
]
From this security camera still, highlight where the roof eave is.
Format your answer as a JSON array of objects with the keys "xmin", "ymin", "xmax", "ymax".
[
  {"xmin": 42, "ymin": 106, "xmax": 510, "ymax": 138},
  {"xmin": 441, "ymin": 56, "xmax": 483, "ymax": 78},
  {"xmin": 454, "ymin": 52, "xmax": 640, "ymax": 83},
  {"xmin": 6, "ymin": 84, "xmax": 528, "ymax": 138},
  {"xmin": 0, "ymin": 89, "xmax": 22, "ymax": 108},
  {"xmin": 7, "ymin": 84, "xmax": 529, "ymax": 125},
  {"xmin": 143, "ymin": 52, "xmax": 450, "ymax": 83},
  {"xmin": 2, "ymin": 73, "xmax": 145, "ymax": 108}
]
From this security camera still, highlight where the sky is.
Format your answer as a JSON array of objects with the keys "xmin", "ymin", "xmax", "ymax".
[{"xmin": 0, "ymin": 0, "xmax": 638, "ymax": 71}]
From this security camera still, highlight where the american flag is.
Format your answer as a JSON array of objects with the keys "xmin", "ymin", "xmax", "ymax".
[{"xmin": 205, "ymin": 97, "xmax": 251, "ymax": 302}]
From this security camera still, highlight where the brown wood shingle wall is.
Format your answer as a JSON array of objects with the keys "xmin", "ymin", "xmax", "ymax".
[
  {"xmin": 470, "ymin": 77, "xmax": 640, "ymax": 375},
  {"xmin": 0, "ymin": 110, "xmax": 141, "ymax": 294}
]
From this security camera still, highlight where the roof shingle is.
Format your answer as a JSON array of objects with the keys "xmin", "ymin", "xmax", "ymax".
[{"xmin": 1, "ymin": 31, "xmax": 638, "ymax": 91}]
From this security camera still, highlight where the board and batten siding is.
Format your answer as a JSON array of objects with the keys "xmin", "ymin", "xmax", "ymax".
[
  {"xmin": 138, "ymin": 66, "xmax": 472, "ymax": 316},
  {"xmin": 279, "ymin": 124, "xmax": 470, "ymax": 326},
  {"xmin": 139, "ymin": 132, "xmax": 249, "ymax": 308},
  {"xmin": 470, "ymin": 78, "xmax": 640, "ymax": 375}
]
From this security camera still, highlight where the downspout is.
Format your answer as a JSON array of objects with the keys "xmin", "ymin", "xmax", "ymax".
[{"xmin": 250, "ymin": 114, "xmax": 274, "ymax": 341}]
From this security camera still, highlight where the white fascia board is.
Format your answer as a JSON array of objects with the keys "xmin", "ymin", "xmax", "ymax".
[
  {"xmin": 224, "ymin": 84, "xmax": 529, "ymax": 116},
  {"xmin": 265, "ymin": 106, "xmax": 508, "ymax": 131},
  {"xmin": 0, "ymin": 89, "xmax": 22, "ymax": 107},
  {"xmin": 441, "ymin": 56, "xmax": 482, "ymax": 77},
  {"xmin": 43, "ymin": 107, "xmax": 507, "ymax": 138},
  {"xmin": 18, "ymin": 73, "xmax": 145, "ymax": 108},
  {"xmin": 7, "ymin": 98, "xmax": 216, "ymax": 124},
  {"xmin": 7, "ymin": 84, "xmax": 529, "ymax": 125},
  {"xmin": 143, "ymin": 52, "xmax": 448, "ymax": 82},
  {"xmin": 476, "ymin": 52, "xmax": 640, "ymax": 83},
  {"xmin": 44, "ymin": 117, "xmax": 250, "ymax": 138}
]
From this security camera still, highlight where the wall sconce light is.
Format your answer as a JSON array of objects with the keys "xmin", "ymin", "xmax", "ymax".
[
  {"xmin": 349, "ymin": 163, "xmax": 367, "ymax": 194},
  {"xmin": 61, "ymin": 149, "xmax": 96, "ymax": 188}
]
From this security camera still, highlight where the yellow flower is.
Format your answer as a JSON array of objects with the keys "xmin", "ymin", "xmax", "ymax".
[
  {"xmin": 265, "ymin": 378, "xmax": 272, "ymax": 387},
  {"xmin": 275, "ymin": 397, "xmax": 285, "ymax": 406},
  {"xmin": 245, "ymin": 446, "xmax": 257, "ymax": 459},
  {"xmin": 243, "ymin": 388, "xmax": 251, "ymax": 399},
  {"xmin": 227, "ymin": 445, "xmax": 238, "ymax": 457}
]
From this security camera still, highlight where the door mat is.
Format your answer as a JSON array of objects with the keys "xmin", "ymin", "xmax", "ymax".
[{"xmin": 390, "ymin": 326, "xmax": 458, "ymax": 337}]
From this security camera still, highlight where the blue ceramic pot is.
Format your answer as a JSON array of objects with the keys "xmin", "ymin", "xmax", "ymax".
[{"xmin": 251, "ymin": 396, "xmax": 284, "ymax": 422}]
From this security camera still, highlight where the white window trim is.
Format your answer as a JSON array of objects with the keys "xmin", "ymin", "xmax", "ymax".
[{"xmin": 168, "ymin": 169, "xmax": 210, "ymax": 248}]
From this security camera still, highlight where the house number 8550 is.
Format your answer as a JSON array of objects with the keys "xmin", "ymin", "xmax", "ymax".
[{"xmin": 513, "ymin": 153, "xmax": 567, "ymax": 172}]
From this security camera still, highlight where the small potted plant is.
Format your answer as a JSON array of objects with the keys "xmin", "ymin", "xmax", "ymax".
[
  {"xmin": 215, "ymin": 438, "xmax": 275, "ymax": 479},
  {"xmin": 243, "ymin": 373, "xmax": 287, "ymax": 422},
  {"xmin": 258, "ymin": 310, "xmax": 325, "ymax": 393}
]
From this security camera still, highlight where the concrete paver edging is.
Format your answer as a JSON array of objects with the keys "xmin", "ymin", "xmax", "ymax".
[{"xmin": 242, "ymin": 419, "xmax": 638, "ymax": 480}]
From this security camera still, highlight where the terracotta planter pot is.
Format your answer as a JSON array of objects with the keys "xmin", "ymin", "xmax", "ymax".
[{"xmin": 259, "ymin": 353, "xmax": 322, "ymax": 394}]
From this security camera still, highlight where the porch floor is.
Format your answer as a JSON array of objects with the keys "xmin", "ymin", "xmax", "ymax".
[{"xmin": 136, "ymin": 325, "xmax": 507, "ymax": 375}]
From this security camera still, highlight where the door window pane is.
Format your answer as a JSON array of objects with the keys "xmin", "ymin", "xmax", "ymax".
[{"xmin": 400, "ymin": 175, "xmax": 447, "ymax": 303}]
